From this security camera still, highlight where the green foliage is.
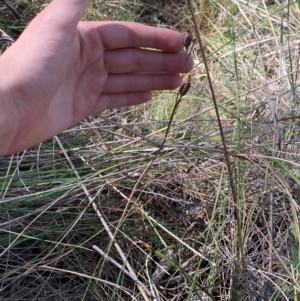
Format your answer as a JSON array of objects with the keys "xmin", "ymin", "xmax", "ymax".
[{"xmin": 2, "ymin": 0, "xmax": 300, "ymax": 300}]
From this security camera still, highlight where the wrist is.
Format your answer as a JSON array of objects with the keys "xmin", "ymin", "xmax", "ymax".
[{"xmin": 0, "ymin": 61, "xmax": 18, "ymax": 156}]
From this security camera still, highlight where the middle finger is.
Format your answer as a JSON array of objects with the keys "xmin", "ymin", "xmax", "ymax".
[{"xmin": 104, "ymin": 48, "xmax": 193, "ymax": 74}]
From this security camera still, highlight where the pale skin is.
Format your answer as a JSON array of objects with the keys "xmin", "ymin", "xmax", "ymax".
[{"xmin": 0, "ymin": 0, "xmax": 193, "ymax": 156}]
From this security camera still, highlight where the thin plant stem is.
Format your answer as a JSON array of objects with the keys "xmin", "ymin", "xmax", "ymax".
[
  {"xmin": 187, "ymin": 0, "xmax": 245, "ymax": 269},
  {"xmin": 0, "ymin": 0, "xmax": 24, "ymax": 22}
]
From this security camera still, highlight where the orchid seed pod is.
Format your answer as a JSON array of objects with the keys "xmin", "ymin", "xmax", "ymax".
[
  {"xmin": 179, "ymin": 75, "xmax": 192, "ymax": 96},
  {"xmin": 183, "ymin": 29, "xmax": 193, "ymax": 49},
  {"xmin": 179, "ymin": 81, "xmax": 191, "ymax": 96}
]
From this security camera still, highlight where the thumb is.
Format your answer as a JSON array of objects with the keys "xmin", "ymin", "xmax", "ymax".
[{"xmin": 31, "ymin": 0, "xmax": 91, "ymax": 38}]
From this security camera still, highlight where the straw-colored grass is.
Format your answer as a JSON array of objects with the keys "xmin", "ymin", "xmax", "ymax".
[{"xmin": 1, "ymin": 0, "xmax": 300, "ymax": 300}]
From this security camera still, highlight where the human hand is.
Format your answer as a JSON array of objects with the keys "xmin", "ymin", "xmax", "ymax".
[{"xmin": 0, "ymin": 0, "xmax": 193, "ymax": 156}]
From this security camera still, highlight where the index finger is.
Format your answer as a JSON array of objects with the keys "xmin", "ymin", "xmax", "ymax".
[{"xmin": 82, "ymin": 21, "xmax": 185, "ymax": 52}]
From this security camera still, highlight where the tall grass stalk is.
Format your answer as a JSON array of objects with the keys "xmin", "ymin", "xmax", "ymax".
[{"xmin": 1, "ymin": 0, "xmax": 300, "ymax": 300}]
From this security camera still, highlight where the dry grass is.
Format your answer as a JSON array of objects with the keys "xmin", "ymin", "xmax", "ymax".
[{"xmin": 1, "ymin": 0, "xmax": 300, "ymax": 300}]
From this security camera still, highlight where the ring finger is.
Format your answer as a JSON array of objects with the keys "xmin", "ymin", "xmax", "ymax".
[{"xmin": 104, "ymin": 48, "xmax": 193, "ymax": 74}]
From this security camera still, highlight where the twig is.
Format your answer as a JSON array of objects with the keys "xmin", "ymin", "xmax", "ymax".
[{"xmin": 93, "ymin": 245, "xmax": 155, "ymax": 300}]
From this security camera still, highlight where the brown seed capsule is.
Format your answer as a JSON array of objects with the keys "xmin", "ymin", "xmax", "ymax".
[
  {"xmin": 183, "ymin": 29, "xmax": 193, "ymax": 49},
  {"xmin": 179, "ymin": 77, "xmax": 191, "ymax": 97},
  {"xmin": 179, "ymin": 81, "xmax": 191, "ymax": 96},
  {"xmin": 179, "ymin": 75, "xmax": 192, "ymax": 97}
]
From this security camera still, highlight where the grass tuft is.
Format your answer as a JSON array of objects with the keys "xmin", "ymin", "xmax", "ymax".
[{"xmin": 1, "ymin": 0, "xmax": 300, "ymax": 300}]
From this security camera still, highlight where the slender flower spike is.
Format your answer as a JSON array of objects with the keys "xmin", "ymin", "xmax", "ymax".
[
  {"xmin": 183, "ymin": 29, "xmax": 193, "ymax": 50},
  {"xmin": 179, "ymin": 75, "xmax": 191, "ymax": 97}
]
